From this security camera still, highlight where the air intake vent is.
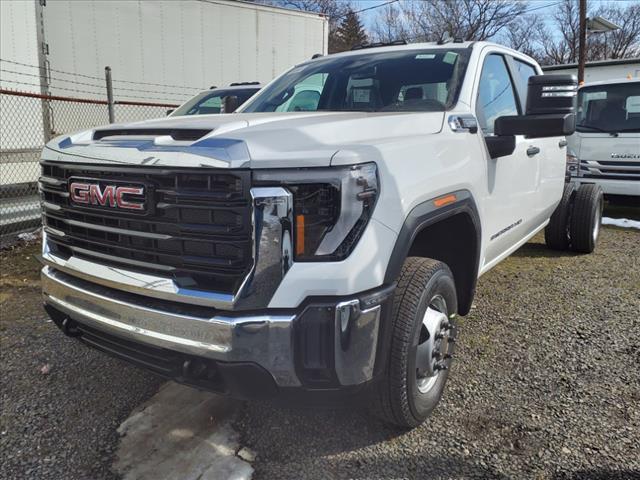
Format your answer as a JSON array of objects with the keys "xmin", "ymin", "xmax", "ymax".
[{"xmin": 93, "ymin": 128, "xmax": 211, "ymax": 141}]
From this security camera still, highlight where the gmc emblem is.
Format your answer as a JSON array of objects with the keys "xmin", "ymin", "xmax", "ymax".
[{"xmin": 69, "ymin": 180, "xmax": 146, "ymax": 211}]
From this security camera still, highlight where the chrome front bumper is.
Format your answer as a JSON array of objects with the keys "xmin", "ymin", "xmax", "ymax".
[{"xmin": 42, "ymin": 265, "xmax": 385, "ymax": 389}]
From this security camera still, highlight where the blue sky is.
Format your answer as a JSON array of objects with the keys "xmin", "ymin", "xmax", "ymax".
[{"xmin": 351, "ymin": 0, "xmax": 636, "ymax": 35}]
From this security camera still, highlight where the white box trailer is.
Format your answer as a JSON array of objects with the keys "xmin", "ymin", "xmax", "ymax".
[{"xmin": 41, "ymin": 0, "xmax": 328, "ymax": 100}]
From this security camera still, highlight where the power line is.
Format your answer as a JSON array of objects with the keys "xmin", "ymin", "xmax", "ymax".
[
  {"xmin": 351, "ymin": 0, "xmax": 399, "ymax": 16},
  {"xmin": 524, "ymin": 1, "xmax": 562, "ymax": 14}
]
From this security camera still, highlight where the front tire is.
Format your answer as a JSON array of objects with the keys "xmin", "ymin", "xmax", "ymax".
[
  {"xmin": 375, "ymin": 257, "xmax": 458, "ymax": 428},
  {"xmin": 570, "ymin": 184, "xmax": 603, "ymax": 253}
]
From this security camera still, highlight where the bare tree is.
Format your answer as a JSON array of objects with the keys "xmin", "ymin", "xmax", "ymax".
[
  {"xmin": 536, "ymin": 0, "xmax": 581, "ymax": 65},
  {"xmin": 400, "ymin": 0, "xmax": 528, "ymax": 42},
  {"xmin": 501, "ymin": 14, "xmax": 543, "ymax": 60},
  {"xmin": 535, "ymin": 0, "xmax": 640, "ymax": 65},
  {"xmin": 371, "ymin": 3, "xmax": 409, "ymax": 43},
  {"xmin": 589, "ymin": 3, "xmax": 640, "ymax": 60}
]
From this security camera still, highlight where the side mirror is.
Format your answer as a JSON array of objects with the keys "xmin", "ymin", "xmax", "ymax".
[
  {"xmin": 485, "ymin": 135, "xmax": 516, "ymax": 159},
  {"xmin": 494, "ymin": 74, "xmax": 577, "ymax": 138},
  {"xmin": 166, "ymin": 109, "xmax": 174, "ymax": 116},
  {"xmin": 221, "ymin": 95, "xmax": 239, "ymax": 114}
]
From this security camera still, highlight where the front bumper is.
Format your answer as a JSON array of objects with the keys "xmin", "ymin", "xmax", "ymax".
[{"xmin": 42, "ymin": 265, "xmax": 394, "ymax": 398}]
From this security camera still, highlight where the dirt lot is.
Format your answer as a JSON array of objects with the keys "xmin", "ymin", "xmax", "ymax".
[{"xmin": 1, "ymin": 216, "xmax": 638, "ymax": 479}]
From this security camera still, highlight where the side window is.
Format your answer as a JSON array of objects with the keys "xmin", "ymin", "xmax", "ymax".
[
  {"xmin": 476, "ymin": 54, "xmax": 520, "ymax": 134},
  {"xmin": 513, "ymin": 59, "xmax": 538, "ymax": 104}
]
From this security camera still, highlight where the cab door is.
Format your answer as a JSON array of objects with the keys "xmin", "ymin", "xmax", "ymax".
[
  {"xmin": 508, "ymin": 57, "xmax": 566, "ymax": 227},
  {"xmin": 474, "ymin": 52, "xmax": 541, "ymax": 266}
]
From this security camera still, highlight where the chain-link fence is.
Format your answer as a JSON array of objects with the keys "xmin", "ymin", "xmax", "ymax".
[{"xmin": 0, "ymin": 89, "xmax": 178, "ymax": 238}]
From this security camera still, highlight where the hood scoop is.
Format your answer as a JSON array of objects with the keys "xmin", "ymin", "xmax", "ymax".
[{"xmin": 93, "ymin": 128, "xmax": 212, "ymax": 141}]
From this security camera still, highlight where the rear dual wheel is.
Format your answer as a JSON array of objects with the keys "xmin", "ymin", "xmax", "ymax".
[
  {"xmin": 545, "ymin": 183, "xmax": 603, "ymax": 254},
  {"xmin": 570, "ymin": 184, "xmax": 603, "ymax": 253},
  {"xmin": 375, "ymin": 257, "xmax": 457, "ymax": 428}
]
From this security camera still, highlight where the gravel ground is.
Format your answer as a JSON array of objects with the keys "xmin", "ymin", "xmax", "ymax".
[
  {"xmin": 0, "ymin": 241, "xmax": 162, "ymax": 480},
  {"xmin": 1, "ymin": 218, "xmax": 639, "ymax": 480},
  {"xmin": 236, "ymin": 225, "xmax": 640, "ymax": 480}
]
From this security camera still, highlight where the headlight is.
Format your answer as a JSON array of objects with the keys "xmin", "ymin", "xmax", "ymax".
[
  {"xmin": 566, "ymin": 149, "xmax": 579, "ymax": 177},
  {"xmin": 254, "ymin": 163, "xmax": 378, "ymax": 261}
]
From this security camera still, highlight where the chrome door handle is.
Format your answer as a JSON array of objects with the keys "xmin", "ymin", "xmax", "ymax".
[{"xmin": 527, "ymin": 146, "xmax": 541, "ymax": 157}]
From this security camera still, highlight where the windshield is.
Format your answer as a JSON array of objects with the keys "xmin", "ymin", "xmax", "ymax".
[
  {"xmin": 576, "ymin": 82, "xmax": 640, "ymax": 133},
  {"xmin": 241, "ymin": 49, "xmax": 470, "ymax": 113},
  {"xmin": 171, "ymin": 88, "xmax": 260, "ymax": 116}
]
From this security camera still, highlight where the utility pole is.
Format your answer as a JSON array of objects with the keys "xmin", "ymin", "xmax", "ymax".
[{"xmin": 578, "ymin": 0, "xmax": 587, "ymax": 84}]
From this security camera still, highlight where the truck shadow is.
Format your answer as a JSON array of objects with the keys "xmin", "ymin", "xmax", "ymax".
[
  {"xmin": 235, "ymin": 400, "xmax": 512, "ymax": 479},
  {"xmin": 511, "ymin": 241, "xmax": 580, "ymax": 259},
  {"xmin": 552, "ymin": 470, "xmax": 640, "ymax": 480}
]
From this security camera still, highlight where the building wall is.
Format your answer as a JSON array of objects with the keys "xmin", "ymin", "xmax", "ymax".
[{"xmin": 543, "ymin": 62, "xmax": 640, "ymax": 83}]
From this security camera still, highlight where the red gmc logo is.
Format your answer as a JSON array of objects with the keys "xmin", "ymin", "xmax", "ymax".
[{"xmin": 69, "ymin": 181, "xmax": 145, "ymax": 211}]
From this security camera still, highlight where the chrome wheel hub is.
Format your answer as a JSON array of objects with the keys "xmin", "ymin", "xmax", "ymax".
[
  {"xmin": 593, "ymin": 199, "xmax": 602, "ymax": 243},
  {"xmin": 416, "ymin": 295, "xmax": 453, "ymax": 394}
]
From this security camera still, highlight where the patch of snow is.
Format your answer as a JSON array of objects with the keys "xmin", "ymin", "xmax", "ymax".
[
  {"xmin": 602, "ymin": 217, "xmax": 640, "ymax": 230},
  {"xmin": 17, "ymin": 231, "xmax": 38, "ymax": 242}
]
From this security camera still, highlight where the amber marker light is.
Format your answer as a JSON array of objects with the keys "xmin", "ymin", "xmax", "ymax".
[
  {"xmin": 433, "ymin": 193, "xmax": 457, "ymax": 208},
  {"xmin": 296, "ymin": 214, "xmax": 305, "ymax": 255}
]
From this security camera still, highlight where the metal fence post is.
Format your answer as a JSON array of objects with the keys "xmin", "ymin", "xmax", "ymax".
[{"xmin": 105, "ymin": 66, "xmax": 115, "ymax": 123}]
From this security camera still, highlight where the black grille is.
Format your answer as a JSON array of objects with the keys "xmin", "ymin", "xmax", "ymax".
[{"xmin": 40, "ymin": 161, "xmax": 253, "ymax": 295}]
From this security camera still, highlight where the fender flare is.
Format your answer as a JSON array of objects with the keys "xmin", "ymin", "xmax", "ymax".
[{"xmin": 383, "ymin": 189, "xmax": 482, "ymax": 315}]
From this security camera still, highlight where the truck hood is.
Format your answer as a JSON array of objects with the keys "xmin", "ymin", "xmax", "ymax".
[{"xmin": 42, "ymin": 111, "xmax": 445, "ymax": 168}]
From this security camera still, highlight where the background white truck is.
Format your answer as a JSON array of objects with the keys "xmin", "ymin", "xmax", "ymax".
[{"xmin": 566, "ymin": 77, "xmax": 640, "ymax": 202}]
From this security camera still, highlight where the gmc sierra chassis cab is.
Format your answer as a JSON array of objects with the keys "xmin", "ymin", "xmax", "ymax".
[{"xmin": 40, "ymin": 41, "xmax": 603, "ymax": 428}]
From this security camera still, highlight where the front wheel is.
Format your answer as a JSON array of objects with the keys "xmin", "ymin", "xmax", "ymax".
[{"xmin": 374, "ymin": 257, "xmax": 458, "ymax": 428}]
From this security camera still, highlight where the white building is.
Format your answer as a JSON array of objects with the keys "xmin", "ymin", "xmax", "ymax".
[{"xmin": 542, "ymin": 58, "xmax": 640, "ymax": 83}]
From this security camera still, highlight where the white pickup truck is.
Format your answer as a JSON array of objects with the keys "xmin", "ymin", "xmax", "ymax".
[{"xmin": 39, "ymin": 41, "xmax": 602, "ymax": 428}]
